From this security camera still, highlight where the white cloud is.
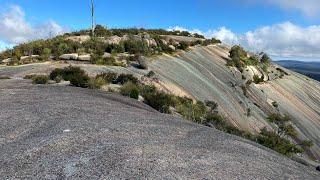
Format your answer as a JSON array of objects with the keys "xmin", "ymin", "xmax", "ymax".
[
  {"xmin": 0, "ymin": 5, "xmax": 65, "ymax": 45},
  {"xmin": 169, "ymin": 22, "xmax": 320, "ymax": 60},
  {"xmin": 168, "ymin": 26, "xmax": 203, "ymax": 35},
  {"xmin": 205, "ymin": 27, "xmax": 239, "ymax": 45},
  {"xmin": 249, "ymin": 0, "xmax": 320, "ymax": 17}
]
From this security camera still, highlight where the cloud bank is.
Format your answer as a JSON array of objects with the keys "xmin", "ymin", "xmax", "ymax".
[
  {"xmin": 264, "ymin": 0, "xmax": 320, "ymax": 17},
  {"xmin": 0, "ymin": 5, "xmax": 65, "ymax": 47},
  {"xmin": 171, "ymin": 22, "xmax": 320, "ymax": 60}
]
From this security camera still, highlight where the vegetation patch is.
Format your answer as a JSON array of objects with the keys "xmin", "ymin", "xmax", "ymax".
[{"xmin": 32, "ymin": 75, "xmax": 49, "ymax": 84}]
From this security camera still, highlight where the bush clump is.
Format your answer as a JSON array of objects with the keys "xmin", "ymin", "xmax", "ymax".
[
  {"xmin": 70, "ymin": 74, "xmax": 90, "ymax": 88},
  {"xmin": 116, "ymin": 74, "xmax": 139, "ymax": 85},
  {"xmin": 88, "ymin": 77, "xmax": 105, "ymax": 89},
  {"xmin": 143, "ymin": 90, "xmax": 175, "ymax": 113},
  {"xmin": 32, "ymin": 75, "xmax": 49, "ymax": 84},
  {"xmin": 49, "ymin": 66, "xmax": 90, "ymax": 88},
  {"xmin": 120, "ymin": 81, "xmax": 140, "ymax": 99},
  {"xmin": 96, "ymin": 72, "xmax": 118, "ymax": 84}
]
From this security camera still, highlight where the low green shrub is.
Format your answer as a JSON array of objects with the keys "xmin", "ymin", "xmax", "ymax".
[
  {"xmin": 257, "ymin": 128, "xmax": 302, "ymax": 156},
  {"xmin": 96, "ymin": 72, "xmax": 118, "ymax": 84},
  {"xmin": 253, "ymin": 75, "xmax": 264, "ymax": 84},
  {"xmin": 143, "ymin": 90, "xmax": 175, "ymax": 113},
  {"xmin": 116, "ymin": 74, "xmax": 139, "ymax": 85},
  {"xmin": 120, "ymin": 81, "xmax": 140, "ymax": 99},
  {"xmin": 32, "ymin": 75, "xmax": 49, "ymax": 84},
  {"xmin": 50, "ymin": 66, "xmax": 87, "ymax": 82},
  {"xmin": 88, "ymin": 77, "xmax": 105, "ymax": 89},
  {"xmin": 70, "ymin": 74, "xmax": 90, "ymax": 88}
]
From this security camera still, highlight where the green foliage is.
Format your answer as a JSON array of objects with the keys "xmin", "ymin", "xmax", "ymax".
[
  {"xmin": 143, "ymin": 90, "xmax": 175, "ymax": 113},
  {"xmin": 228, "ymin": 45, "xmax": 247, "ymax": 69},
  {"xmin": 177, "ymin": 41, "xmax": 189, "ymax": 50},
  {"xmin": 70, "ymin": 74, "xmax": 90, "ymax": 88},
  {"xmin": 96, "ymin": 72, "xmax": 118, "ymax": 84},
  {"xmin": 267, "ymin": 114, "xmax": 298, "ymax": 138},
  {"xmin": 257, "ymin": 128, "xmax": 302, "ymax": 156},
  {"xmin": 94, "ymin": 25, "xmax": 112, "ymax": 37},
  {"xmin": 50, "ymin": 66, "xmax": 87, "ymax": 82},
  {"xmin": 300, "ymin": 140, "xmax": 314, "ymax": 148},
  {"xmin": 253, "ymin": 75, "xmax": 264, "ymax": 84},
  {"xmin": 176, "ymin": 98, "xmax": 207, "ymax": 123},
  {"xmin": 193, "ymin": 33, "xmax": 205, "ymax": 39},
  {"xmin": 146, "ymin": 71, "xmax": 155, "ymax": 78},
  {"xmin": 116, "ymin": 74, "xmax": 139, "ymax": 85},
  {"xmin": 120, "ymin": 81, "xmax": 140, "ymax": 99},
  {"xmin": 32, "ymin": 75, "xmax": 49, "ymax": 84},
  {"xmin": 88, "ymin": 77, "xmax": 105, "ymax": 89},
  {"xmin": 201, "ymin": 38, "xmax": 222, "ymax": 46},
  {"xmin": 40, "ymin": 48, "xmax": 51, "ymax": 61},
  {"xmin": 123, "ymin": 38, "xmax": 149, "ymax": 55},
  {"xmin": 261, "ymin": 53, "xmax": 271, "ymax": 64}
]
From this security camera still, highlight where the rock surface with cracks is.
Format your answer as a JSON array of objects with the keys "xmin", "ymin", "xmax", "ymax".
[{"xmin": 0, "ymin": 79, "xmax": 318, "ymax": 179}]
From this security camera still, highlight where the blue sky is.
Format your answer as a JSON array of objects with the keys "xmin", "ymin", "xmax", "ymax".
[{"xmin": 1, "ymin": 0, "xmax": 320, "ymax": 61}]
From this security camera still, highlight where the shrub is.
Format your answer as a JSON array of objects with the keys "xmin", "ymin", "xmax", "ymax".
[
  {"xmin": 253, "ymin": 75, "xmax": 264, "ymax": 84},
  {"xmin": 70, "ymin": 74, "xmax": 90, "ymax": 88},
  {"xmin": 24, "ymin": 74, "xmax": 37, "ymax": 79},
  {"xmin": 88, "ymin": 77, "xmax": 105, "ymax": 89},
  {"xmin": 40, "ymin": 48, "xmax": 51, "ymax": 61},
  {"xmin": 146, "ymin": 71, "xmax": 155, "ymax": 77},
  {"xmin": 116, "ymin": 74, "xmax": 139, "ymax": 85},
  {"xmin": 50, "ymin": 66, "xmax": 87, "ymax": 81},
  {"xmin": 177, "ymin": 41, "xmax": 189, "ymax": 50},
  {"xmin": 96, "ymin": 72, "xmax": 118, "ymax": 84},
  {"xmin": 257, "ymin": 128, "xmax": 302, "ymax": 156},
  {"xmin": 123, "ymin": 38, "xmax": 148, "ymax": 55},
  {"xmin": 32, "ymin": 75, "xmax": 49, "ymax": 84},
  {"xmin": 143, "ymin": 90, "xmax": 174, "ymax": 113},
  {"xmin": 260, "ymin": 53, "xmax": 271, "ymax": 64},
  {"xmin": 120, "ymin": 81, "xmax": 140, "ymax": 99},
  {"xmin": 94, "ymin": 25, "xmax": 112, "ymax": 37},
  {"xmin": 176, "ymin": 98, "xmax": 207, "ymax": 123}
]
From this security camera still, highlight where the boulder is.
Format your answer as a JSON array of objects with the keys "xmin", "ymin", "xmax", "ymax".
[
  {"xmin": 59, "ymin": 54, "xmax": 79, "ymax": 60},
  {"xmin": 66, "ymin": 35, "xmax": 91, "ymax": 43},
  {"xmin": 103, "ymin": 52, "xmax": 112, "ymax": 58},
  {"xmin": 78, "ymin": 54, "xmax": 91, "ymax": 61},
  {"xmin": 1, "ymin": 58, "xmax": 11, "ymax": 63},
  {"xmin": 20, "ymin": 55, "xmax": 40, "ymax": 60},
  {"xmin": 105, "ymin": 36, "xmax": 122, "ymax": 45},
  {"xmin": 144, "ymin": 39, "xmax": 157, "ymax": 47},
  {"xmin": 169, "ymin": 45, "xmax": 176, "ymax": 51}
]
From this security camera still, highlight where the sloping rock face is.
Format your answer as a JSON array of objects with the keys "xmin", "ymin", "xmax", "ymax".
[
  {"xmin": 148, "ymin": 45, "xmax": 320, "ymax": 160},
  {"xmin": 0, "ymin": 79, "xmax": 318, "ymax": 179}
]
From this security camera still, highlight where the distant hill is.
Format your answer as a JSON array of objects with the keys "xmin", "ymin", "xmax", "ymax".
[{"xmin": 275, "ymin": 60, "xmax": 320, "ymax": 82}]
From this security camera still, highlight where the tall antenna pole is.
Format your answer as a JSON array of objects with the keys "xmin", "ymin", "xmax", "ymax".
[{"xmin": 91, "ymin": 0, "xmax": 95, "ymax": 37}]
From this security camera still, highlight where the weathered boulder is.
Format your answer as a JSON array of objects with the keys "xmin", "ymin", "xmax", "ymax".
[
  {"xmin": 66, "ymin": 35, "xmax": 91, "ymax": 43},
  {"xmin": 169, "ymin": 45, "xmax": 176, "ymax": 51},
  {"xmin": 144, "ymin": 39, "xmax": 157, "ymax": 47},
  {"xmin": 78, "ymin": 54, "xmax": 91, "ymax": 61},
  {"xmin": 1, "ymin": 58, "xmax": 11, "ymax": 63},
  {"xmin": 103, "ymin": 52, "xmax": 112, "ymax": 58},
  {"xmin": 59, "ymin": 53, "xmax": 79, "ymax": 60},
  {"xmin": 105, "ymin": 36, "xmax": 122, "ymax": 45},
  {"xmin": 20, "ymin": 55, "xmax": 40, "ymax": 60}
]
